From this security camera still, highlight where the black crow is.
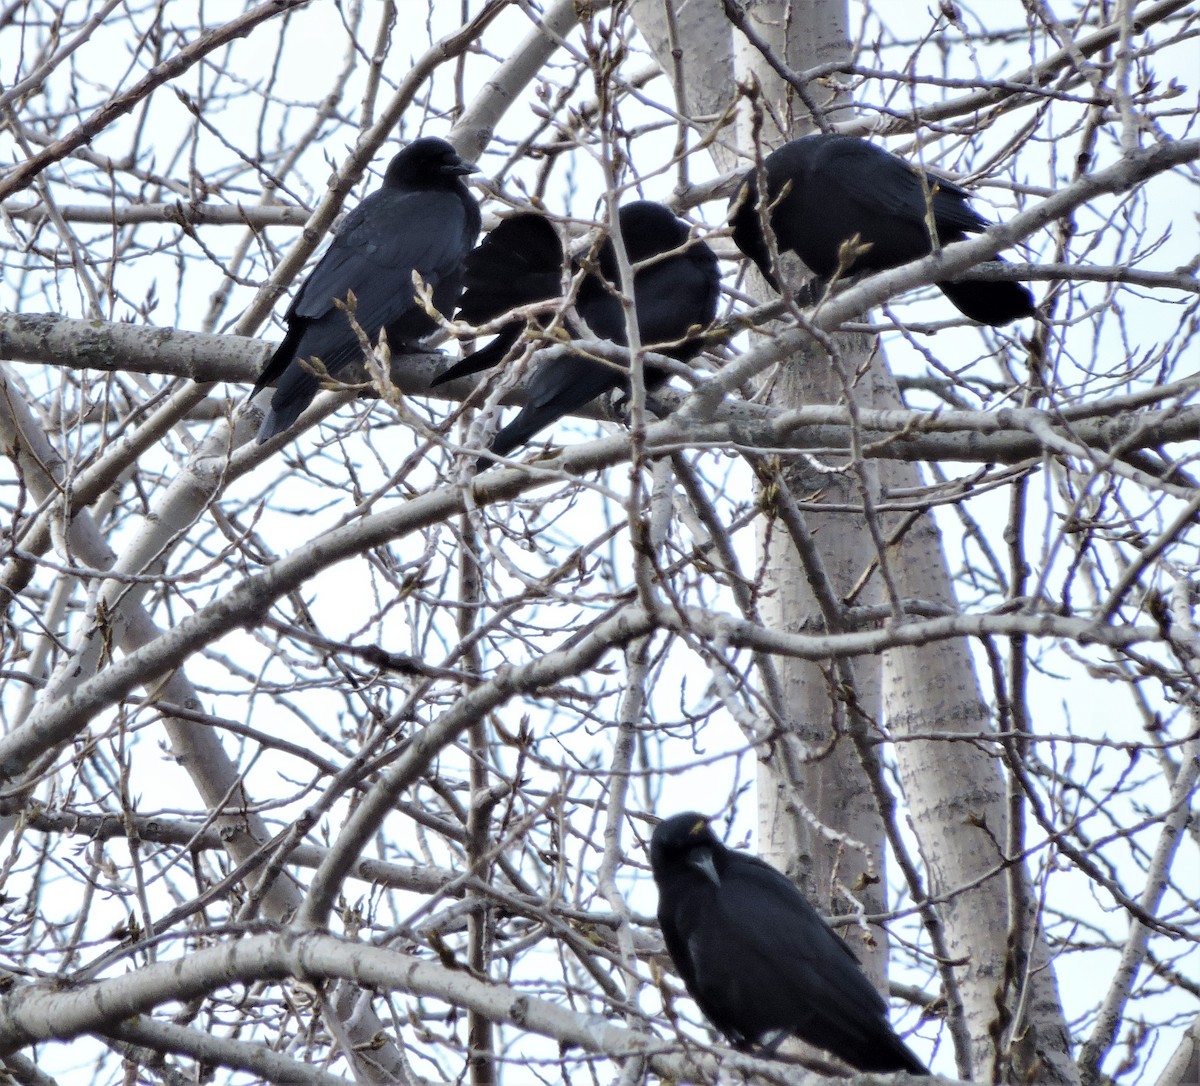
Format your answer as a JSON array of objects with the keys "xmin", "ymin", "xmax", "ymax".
[
  {"xmin": 650, "ymin": 812, "xmax": 928, "ymax": 1075},
  {"xmin": 433, "ymin": 200, "xmax": 720, "ymax": 462},
  {"xmin": 437, "ymin": 212, "xmax": 565, "ymax": 380},
  {"xmin": 253, "ymin": 136, "xmax": 480, "ymax": 442},
  {"xmin": 730, "ymin": 133, "xmax": 1035, "ymax": 326}
]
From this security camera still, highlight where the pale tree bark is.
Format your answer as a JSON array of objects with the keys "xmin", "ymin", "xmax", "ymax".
[
  {"xmin": 631, "ymin": 0, "xmax": 1082, "ymax": 1080},
  {"xmin": 880, "ymin": 463, "xmax": 1079, "ymax": 1084},
  {"xmin": 1, "ymin": 0, "xmax": 1195, "ymax": 1082},
  {"xmin": 626, "ymin": 0, "xmax": 736, "ymax": 168},
  {"xmin": 632, "ymin": 1, "xmax": 899, "ymax": 1015},
  {"xmin": 1155, "ymin": 1017, "xmax": 1200, "ymax": 1086},
  {"xmin": 736, "ymin": 0, "xmax": 894, "ymax": 982}
]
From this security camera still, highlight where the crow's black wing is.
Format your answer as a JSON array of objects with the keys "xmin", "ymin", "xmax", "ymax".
[
  {"xmin": 672, "ymin": 853, "xmax": 875, "ymax": 1038},
  {"xmin": 255, "ymin": 187, "xmax": 474, "ymax": 395},
  {"xmin": 818, "ymin": 137, "xmax": 988, "ymax": 239},
  {"xmin": 484, "ymin": 354, "xmax": 624, "ymax": 461},
  {"xmin": 702, "ymin": 854, "xmax": 925, "ymax": 1073},
  {"xmin": 433, "ymin": 214, "xmax": 564, "ymax": 386},
  {"xmin": 816, "ymin": 138, "xmax": 1030, "ymax": 324},
  {"xmin": 255, "ymin": 187, "xmax": 476, "ymax": 439},
  {"xmin": 431, "ymin": 325, "xmax": 525, "ymax": 385},
  {"xmin": 456, "ymin": 213, "xmax": 563, "ymax": 325},
  {"xmin": 299, "ymin": 187, "xmax": 475, "ymax": 345},
  {"xmin": 631, "ymin": 242, "xmax": 720, "ymax": 360}
]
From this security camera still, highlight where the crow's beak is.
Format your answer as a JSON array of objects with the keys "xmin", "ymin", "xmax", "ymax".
[
  {"xmin": 687, "ymin": 845, "xmax": 720, "ymax": 887},
  {"xmin": 446, "ymin": 160, "xmax": 479, "ymax": 176}
]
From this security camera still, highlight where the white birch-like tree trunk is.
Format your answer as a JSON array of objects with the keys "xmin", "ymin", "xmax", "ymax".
[
  {"xmin": 632, "ymin": 1, "xmax": 1082, "ymax": 1079},
  {"xmin": 0, "ymin": 1, "xmax": 1194, "ymax": 1082},
  {"xmin": 879, "ymin": 384, "xmax": 1080, "ymax": 1084}
]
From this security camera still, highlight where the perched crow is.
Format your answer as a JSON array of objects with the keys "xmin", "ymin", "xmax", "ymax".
[
  {"xmin": 433, "ymin": 200, "xmax": 720, "ymax": 462},
  {"xmin": 650, "ymin": 812, "xmax": 928, "ymax": 1075},
  {"xmin": 438, "ymin": 213, "xmax": 566, "ymax": 380},
  {"xmin": 730, "ymin": 133, "xmax": 1035, "ymax": 326},
  {"xmin": 253, "ymin": 136, "xmax": 480, "ymax": 442}
]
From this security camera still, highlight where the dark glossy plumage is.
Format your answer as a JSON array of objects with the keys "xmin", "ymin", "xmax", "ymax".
[
  {"xmin": 434, "ymin": 201, "xmax": 720, "ymax": 462},
  {"xmin": 253, "ymin": 136, "xmax": 480, "ymax": 442},
  {"xmin": 730, "ymin": 133, "xmax": 1035, "ymax": 326},
  {"xmin": 650, "ymin": 812, "xmax": 928, "ymax": 1075},
  {"xmin": 439, "ymin": 213, "xmax": 565, "ymax": 380}
]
